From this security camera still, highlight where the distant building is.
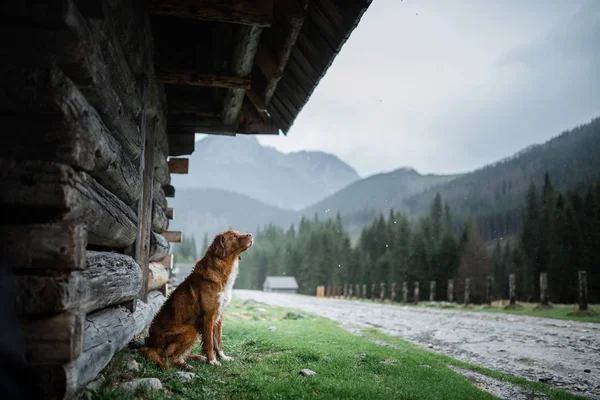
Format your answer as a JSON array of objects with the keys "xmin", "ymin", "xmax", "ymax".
[{"xmin": 263, "ymin": 276, "xmax": 299, "ymax": 294}]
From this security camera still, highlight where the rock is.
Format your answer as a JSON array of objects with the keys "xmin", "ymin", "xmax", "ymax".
[
  {"xmin": 427, "ymin": 343, "xmax": 434, "ymax": 349},
  {"xmin": 355, "ymin": 353, "xmax": 366, "ymax": 359},
  {"xmin": 268, "ymin": 326, "xmax": 277, "ymax": 331},
  {"xmin": 299, "ymin": 369, "xmax": 317, "ymax": 377},
  {"xmin": 85, "ymin": 374, "xmax": 105, "ymax": 391},
  {"xmin": 125, "ymin": 359, "xmax": 140, "ymax": 372},
  {"xmin": 243, "ymin": 299, "xmax": 258, "ymax": 305},
  {"xmin": 538, "ymin": 377, "xmax": 553, "ymax": 382},
  {"xmin": 175, "ymin": 371, "xmax": 196, "ymax": 382},
  {"xmin": 284, "ymin": 311, "xmax": 306, "ymax": 320},
  {"xmin": 120, "ymin": 378, "xmax": 163, "ymax": 392},
  {"xmin": 381, "ymin": 359, "xmax": 397, "ymax": 365},
  {"xmin": 584, "ymin": 369, "xmax": 591, "ymax": 373},
  {"xmin": 420, "ymin": 364, "xmax": 432, "ymax": 368},
  {"xmin": 254, "ymin": 307, "xmax": 267, "ymax": 313}
]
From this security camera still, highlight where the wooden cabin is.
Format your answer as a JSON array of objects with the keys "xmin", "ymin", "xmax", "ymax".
[{"xmin": 0, "ymin": 1, "xmax": 371, "ymax": 398}]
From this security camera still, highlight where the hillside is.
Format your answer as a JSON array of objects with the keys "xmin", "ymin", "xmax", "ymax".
[
  {"xmin": 169, "ymin": 188, "xmax": 299, "ymax": 245},
  {"xmin": 170, "ymin": 135, "xmax": 360, "ymax": 210},
  {"xmin": 403, "ymin": 116, "xmax": 600, "ymax": 236}
]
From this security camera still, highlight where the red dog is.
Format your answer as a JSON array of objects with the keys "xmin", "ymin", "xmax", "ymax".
[{"xmin": 141, "ymin": 230, "xmax": 253, "ymax": 369}]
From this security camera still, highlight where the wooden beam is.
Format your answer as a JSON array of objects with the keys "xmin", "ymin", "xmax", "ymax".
[
  {"xmin": 255, "ymin": 44, "xmax": 281, "ymax": 81},
  {"xmin": 168, "ymin": 158, "xmax": 189, "ymax": 174},
  {"xmin": 165, "ymin": 208, "xmax": 174, "ymax": 220},
  {"xmin": 246, "ymin": 88, "xmax": 268, "ymax": 114},
  {"xmin": 162, "ymin": 231, "xmax": 182, "ymax": 243},
  {"xmin": 158, "ymin": 69, "xmax": 251, "ymax": 89},
  {"xmin": 146, "ymin": 0, "xmax": 273, "ymax": 27},
  {"xmin": 0, "ymin": 222, "xmax": 86, "ymax": 270},
  {"xmin": 222, "ymin": 25, "xmax": 264, "ymax": 126},
  {"xmin": 163, "ymin": 184, "xmax": 175, "ymax": 198}
]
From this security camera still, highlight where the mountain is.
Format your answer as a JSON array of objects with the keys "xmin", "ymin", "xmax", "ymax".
[
  {"xmin": 170, "ymin": 135, "xmax": 360, "ymax": 210},
  {"xmin": 169, "ymin": 188, "xmax": 299, "ymax": 244}
]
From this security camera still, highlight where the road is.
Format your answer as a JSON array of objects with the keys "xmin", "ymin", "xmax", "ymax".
[{"xmin": 233, "ymin": 290, "xmax": 600, "ymax": 399}]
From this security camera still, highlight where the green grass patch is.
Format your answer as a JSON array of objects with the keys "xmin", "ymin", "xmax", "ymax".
[{"xmin": 88, "ymin": 299, "xmax": 584, "ymax": 400}]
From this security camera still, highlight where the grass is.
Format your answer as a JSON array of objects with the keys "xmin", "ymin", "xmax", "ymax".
[
  {"xmin": 87, "ymin": 299, "xmax": 586, "ymax": 400},
  {"xmin": 351, "ymin": 298, "xmax": 600, "ymax": 323}
]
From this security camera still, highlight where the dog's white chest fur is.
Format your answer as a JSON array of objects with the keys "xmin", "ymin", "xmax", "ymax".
[{"xmin": 217, "ymin": 260, "xmax": 239, "ymax": 321}]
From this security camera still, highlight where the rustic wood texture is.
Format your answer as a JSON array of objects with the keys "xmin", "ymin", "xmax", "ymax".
[
  {"xmin": 28, "ymin": 291, "xmax": 165, "ymax": 400},
  {"xmin": 150, "ymin": 232, "xmax": 170, "ymax": 262},
  {"xmin": 147, "ymin": 0, "xmax": 274, "ymax": 26},
  {"xmin": 540, "ymin": 272, "xmax": 549, "ymax": 305},
  {"xmin": 168, "ymin": 158, "xmax": 189, "ymax": 174},
  {"xmin": 19, "ymin": 311, "xmax": 84, "ymax": 365},
  {"xmin": 153, "ymin": 185, "xmax": 168, "ymax": 209},
  {"xmin": 148, "ymin": 262, "xmax": 169, "ymax": 291},
  {"xmin": 0, "ymin": 160, "xmax": 137, "ymax": 248},
  {"xmin": 13, "ymin": 251, "xmax": 142, "ymax": 315},
  {"xmin": 0, "ymin": 64, "xmax": 142, "ymax": 204},
  {"xmin": 152, "ymin": 202, "xmax": 169, "ymax": 233},
  {"xmin": 165, "ymin": 207, "xmax": 174, "ymax": 220},
  {"xmin": 158, "ymin": 69, "xmax": 252, "ymax": 89},
  {"xmin": 153, "ymin": 148, "xmax": 171, "ymax": 186},
  {"xmin": 0, "ymin": 222, "xmax": 86, "ymax": 269}
]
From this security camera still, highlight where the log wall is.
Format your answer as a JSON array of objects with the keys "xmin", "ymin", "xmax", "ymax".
[{"xmin": 0, "ymin": 1, "xmax": 179, "ymax": 398}]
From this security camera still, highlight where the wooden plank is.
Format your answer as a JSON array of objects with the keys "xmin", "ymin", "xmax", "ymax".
[
  {"xmin": 152, "ymin": 202, "xmax": 169, "ymax": 233},
  {"xmin": 222, "ymin": 25, "xmax": 264, "ymax": 126},
  {"xmin": 13, "ymin": 251, "xmax": 142, "ymax": 315},
  {"xmin": 0, "ymin": 222, "xmax": 86, "ymax": 269},
  {"xmin": 146, "ymin": 0, "xmax": 273, "ymax": 27},
  {"xmin": 0, "ymin": 64, "xmax": 142, "ymax": 204},
  {"xmin": 162, "ymin": 231, "xmax": 182, "ymax": 243},
  {"xmin": 163, "ymin": 184, "xmax": 176, "ymax": 198},
  {"xmin": 0, "ymin": 160, "xmax": 137, "ymax": 248},
  {"xmin": 158, "ymin": 69, "xmax": 251, "ymax": 89},
  {"xmin": 168, "ymin": 158, "xmax": 189, "ymax": 174},
  {"xmin": 255, "ymin": 44, "xmax": 281, "ymax": 80},
  {"xmin": 165, "ymin": 208, "xmax": 174, "ymax": 220},
  {"xmin": 150, "ymin": 232, "xmax": 170, "ymax": 262},
  {"xmin": 28, "ymin": 291, "xmax": 165, "ymax": 400},
  {"xmin": 19, "ymin": 311, "xmax": 84, "ymax": 365}
]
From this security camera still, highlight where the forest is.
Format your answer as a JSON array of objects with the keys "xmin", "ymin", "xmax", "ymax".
[{"xmin": 174, "ymin": 172, "xmax": 600, "ymax": 304}]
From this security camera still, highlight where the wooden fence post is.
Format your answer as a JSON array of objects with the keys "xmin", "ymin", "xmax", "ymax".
[
  {"xmin": 326, "ymin": 286, "xmax": 331, "ymax": 297},
  {"xmin": 464, "ymin": 278, "xmax": 471, "ymax": 305},
  {"xmin": 356, "ymin": 284, "xmax": 360, "ymax": 299},
  {"xmin": 391, "ymin": 282, "xmax": 397, "ymax": 302},
  {"xmin": 429, "ymin": 281, "xmax": 436, "ymax": 302},
  {"xmin": 509, "ymin": 273, "xmax": 516, "ymax": 305},
  {"xmin": 343, "ymin": 283, "xmax": 348, "ymax": 298},
  {"xmin": 486, "ymin": 276, "xmax": 493, "ymax": 306},
  {"xmin": 414, "ymin": 281, "xmax": 420, "ymax": 304},
  {"xmin": 348, "ymin": 283, "xmax": 353, "ymax": 299},
  {"xmin": 540, "ymin": 272, "xmax": 549, "ymax": 305},
  {"xmin": 362, "ymin": 284, "xmax": 367, "ymax": 299},
  {"xmin": 402, "ymin": 281, "xmax": 408, "ymax": 303},
  {"xmin": 578, "ymin": 271, "xmax": 588, "ymax": 311},
  {"xmin": 371, "ymin": 283, "xmax": 376, "ymax": 300},
  {"xmin": 380, "ymin": 282, "xmax": 385, "ymax": 302},
  {"xmin": 447, "ymin": 279, "xmax": 454, "ymax": 303}
]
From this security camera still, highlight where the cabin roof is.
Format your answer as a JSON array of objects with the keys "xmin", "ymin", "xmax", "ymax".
[{"xmin": 148, "ymin": 0, "xmax": 372, "ymax": 156}]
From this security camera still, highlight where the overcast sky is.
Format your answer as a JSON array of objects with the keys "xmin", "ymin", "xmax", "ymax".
[{"xmin": 201, "ymin": 0, "xmax": 600, "ymax": 177}]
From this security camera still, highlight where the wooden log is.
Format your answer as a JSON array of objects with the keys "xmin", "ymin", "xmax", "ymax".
[
  {"xmin": 168, "ymin": 158, "xmax": 189, "ymax": 174},
  {"xmin": 152, "ymin": 202, "xmax": 169, "ymax": 233},
  {"xmin": 148, "ymin": 262, "xmax": 169, "ymax": 291},
  {"xmin": 153, "ymin": 148, "xmax": 171, "ymax": 186},
  {"xmin": 146, "ymin": 0, "xmax": 274, "ymax": 27},
  {"xmin": 150, "ymin": 232, "xmax": 170, "ymax": 262},
  {"xmin": 355, "ymin": 284, "xmax": 360, "ymax": 299},
  {"xmin": 154, "ymin": 186, "xmax": 168, "ymax": 209},
  {"xmin": 578, "ymin": 270, "xmax": 588, "ymax": 311},
  {"xmin": 402, "ymin": 282, "xmax": 408, "ymax": 303},
  {"xmin": 222, "ymin": 25, "xmax": 264, "ymax": 126},
  {"xmin": 1, "ymin": 0, "xmax": 143, "ymax": 160},
  {"xmin": 414, "ymin": 281, "xmax": 420, "ymax": 304},
  {"xmin": 0, "ymin": 65, "xmax": 142, "ymax": 204},
  {"xmin": 163, "ymin": 184, "xmax": 176, "ymax": 198},
  {"xmin": 379, "ymin": 282, "xmax": 385, "ymax": 302},
  {"xmin": 447, "ymin": 279, "xmax": 454, "ymax": 303},
  {"xmin": 391, "ymin": 282, "xmax": 397, "ymax": 302},
  {"xmin": 165, "ymin": 208, "xmax": 174, "ymax": 220},
  {"xmin": 19, "ymin": 311, "xmax": 84, "ymax": 365},
  {"xmin": 13, "ymin": 251, "xmax": 142, "ymax": 315},
  {"xmin": 157, "ymin": 69, "xmax": 251, "ymax": 89},
  {"xmin": 158, "ymin": 253, "xmax": 174, "ymax": 270},
  {"xmin": 464, "ymin": 278, "xmax": 471, "ymax": 305},
  {"xmin": 539, "ymin": 272, "xmax": 549, "ymax": 305},
  {"xmin": 361, "ymin": 284, "xmax": 367, "ymax": 299},
  {"xmin": 370, "ymin": 283, "xmax": 376, "ymax": 300},
  {"xmin": 0, "ymin": 160, "xmax": 137, "ymax": 248},
  {"xmin": 28, "ymin": 291, "xmax": 165, "ymax": 400},
  {"xmin": 429, "ymin": 281, "xmax": 436, "ymax": 302},
  {"xmin": 508, "ymin": 274, "xmax": 516, "ymax": 305},
  {"xmin": 0, "ymin": 222, "xmax": 86, "ymax": 269}
]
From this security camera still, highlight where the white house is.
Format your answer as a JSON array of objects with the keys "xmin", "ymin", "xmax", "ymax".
[{"xmin": 263, "ymin": 276, "xmax": 299, "ymax": 294}]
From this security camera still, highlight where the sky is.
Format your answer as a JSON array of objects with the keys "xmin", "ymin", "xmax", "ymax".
[{"xmin": 203, "ymin": 0, "xmax": 600, "ymax": 178}]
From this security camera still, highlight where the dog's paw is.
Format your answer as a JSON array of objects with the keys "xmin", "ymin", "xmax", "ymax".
[
  {"xmin": 208, "ymin": 358, "xmax": 222, "ymax": 366},
  {"xmin": 187, "ymin": 354, "xmax": 207, "ymax": 361},
  {"xmin": 180, "ymin": 362, "xmax": 194, "ymax": 371},
  {"xmin": 218, "ymin": 352, "xmax": 234, "ymax": 361}
]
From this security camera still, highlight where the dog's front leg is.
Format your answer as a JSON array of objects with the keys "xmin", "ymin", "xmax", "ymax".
[
  {"xmin": 214, "ymin": 317, "xmax": 233, "ymax": 361},
  {"xmin": 201, "ymin": 312, "xmax": 220, "ymax": 366}
]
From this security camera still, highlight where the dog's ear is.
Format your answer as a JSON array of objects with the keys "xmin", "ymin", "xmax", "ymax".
[{"xmin": 212, "ymin": 234, "xmax": 227, "ymax": 258}]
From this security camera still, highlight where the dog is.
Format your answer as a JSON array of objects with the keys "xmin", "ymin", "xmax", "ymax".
[{"xmin": 140, "ymin": 229, "xmax": 253, "ymax": 369}]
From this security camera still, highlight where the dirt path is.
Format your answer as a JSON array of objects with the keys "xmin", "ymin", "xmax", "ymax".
[{"xmin": 233, "ymin": 290, "xmax": 600, "ymax": 399}]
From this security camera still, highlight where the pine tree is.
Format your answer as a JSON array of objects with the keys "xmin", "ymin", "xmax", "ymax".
[{"xmin": 520, "ymin": 183, "xmax": 540, "ymax": 300}]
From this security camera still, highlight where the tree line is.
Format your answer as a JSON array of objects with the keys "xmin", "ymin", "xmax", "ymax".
[{"xmin": 175, "ymin": 173, "xmax": 599, "ymax": 304}]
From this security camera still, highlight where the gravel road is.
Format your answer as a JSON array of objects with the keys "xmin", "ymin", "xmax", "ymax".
[{"xmin": 233, "ymin": 290, "xmax": 600, "ymax": 399}]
